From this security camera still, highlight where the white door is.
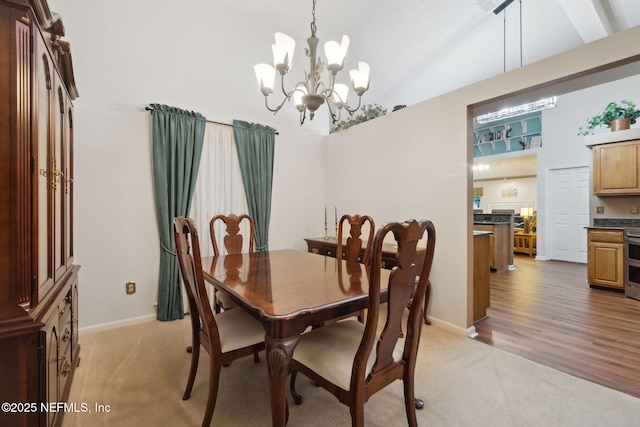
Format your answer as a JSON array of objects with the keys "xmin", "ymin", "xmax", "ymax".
[{"xmin": 547, "ymin": 166, "xmax": 589, "ymax": 263}]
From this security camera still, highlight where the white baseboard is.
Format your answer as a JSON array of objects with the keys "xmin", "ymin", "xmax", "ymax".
[
  {"xmin": 426, "ymin": 317, "xmax": 471, "ymax": 336},
  {"xmin": 80, "ymin": 312, "xmax": 474, "ymax": 338},
  {"xmin": 78, "ymin": 314, "xmax": 158, "ymax": 335}
]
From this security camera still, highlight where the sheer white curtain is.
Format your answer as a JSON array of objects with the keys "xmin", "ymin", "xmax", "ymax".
[{"xmin": 189, "ymin": 122, "xmax": 249, "ymax": 258}]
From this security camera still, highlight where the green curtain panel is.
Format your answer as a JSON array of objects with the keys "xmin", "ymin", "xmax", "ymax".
[
  {"xmin": 151, "ymin": 104, "xmax": 206, "ymax": 321},
  {"xmin": 232, "ymin": 120, "xmax": 276, "ymax": 252}
]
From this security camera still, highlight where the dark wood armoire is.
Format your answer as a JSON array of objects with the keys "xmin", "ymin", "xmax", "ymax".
[{"xmin": 0, "ymin": 1, "xmax": 80, "ymax": 426}]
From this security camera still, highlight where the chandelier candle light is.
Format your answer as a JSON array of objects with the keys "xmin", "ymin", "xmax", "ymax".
[{"xmin": 253, "ymin": 0, "xmax": 371, "ymax": 125}]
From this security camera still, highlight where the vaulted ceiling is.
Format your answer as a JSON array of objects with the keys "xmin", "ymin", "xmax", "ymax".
[
  {"xmin": 217, "ymin": 0, "xmax": 639, "ymax": 180},
  {"xmin": 216, "ymin": 0, "xmax": 640, "ymax": 109}
]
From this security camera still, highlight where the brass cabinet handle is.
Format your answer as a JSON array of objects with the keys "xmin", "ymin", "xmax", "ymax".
[
  {"xmin": 61, "ymin": 360, "xmax": 71, "ymax": 377},
  {"xmin": 64, "ymin": 168, "xmax": 73, "ymax": 194},
  {"xmin": 38, "ymin": 158, "xmax": 64, "ymax": 191}
]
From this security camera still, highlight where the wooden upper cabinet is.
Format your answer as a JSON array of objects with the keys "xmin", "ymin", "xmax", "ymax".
[{"xmin": 593, "ymin": 139, "xmax": 640, "ymax": 196}]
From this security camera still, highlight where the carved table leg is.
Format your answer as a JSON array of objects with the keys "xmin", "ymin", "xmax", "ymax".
[{"xmin": 266, "ymin": 334, "xmax": 301, "ymax": 427}]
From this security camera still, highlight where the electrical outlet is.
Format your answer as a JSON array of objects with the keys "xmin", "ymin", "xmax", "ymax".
[
  {"xmin": 631, "ymin": 205, "xmax": 639, "ymax": 215},
  {"xmin": 596, "ymin": 206, "xmax": 604, "ymax": 214},
  {"xmin": 126, "ymin": 281, "xmax": 136, "ymax": 295}
]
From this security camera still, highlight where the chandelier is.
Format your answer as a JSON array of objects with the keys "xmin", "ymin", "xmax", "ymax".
[{"xmin": 253, "ymin": 0, "xmax": 371, "ymax": 125}]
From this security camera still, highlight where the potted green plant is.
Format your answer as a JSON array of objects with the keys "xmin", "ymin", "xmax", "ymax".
[{"xmin": 578, "ymin": 100, "xmax": 640, "ymax": 136}]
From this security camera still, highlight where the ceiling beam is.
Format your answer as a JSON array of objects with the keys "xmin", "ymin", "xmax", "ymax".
[
  {"xmin": 592, "ymin": 0, "xmax": 624, "ymax": 33},
  {"xmin": 493, "ymin": 0, "xmax": 516, "ymax": 15},
  {"xmin": 557, "ymin": 0, "xmax": 613, "ymax": 43}
]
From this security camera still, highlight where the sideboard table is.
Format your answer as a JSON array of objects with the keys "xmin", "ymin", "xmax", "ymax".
[{"xmin": 304, "ymin": 237, "xmax": 431, "ymax": 324}]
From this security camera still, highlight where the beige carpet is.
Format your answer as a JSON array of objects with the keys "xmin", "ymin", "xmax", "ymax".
[{"xmin": 62, "ymin": 317, "xmax": 640, "ymax": 427}]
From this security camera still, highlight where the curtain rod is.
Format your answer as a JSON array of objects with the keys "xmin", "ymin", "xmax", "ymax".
[{"xmin": 145, "ymin": 106, "xmax": 279, "ymax": 135}]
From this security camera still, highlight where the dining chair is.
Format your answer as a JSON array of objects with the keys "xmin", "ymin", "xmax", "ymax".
[
  {"xmin": 210, "ymin": 213, "xmax": 255, "ymax": 313},
  {"xmin": 335, "ymin": 214, "xmax": 375, "ymax": 323},
  {"xmin": 289, "ymin": 219, "xmax": 436, "ymax": 427},
  {"xmin": 337, "ymin": 214, "xmax": 375, "ymax": 266},
  {"xmin": 174, "ymin": 216, "xmax": 265, "ymax": 427}
]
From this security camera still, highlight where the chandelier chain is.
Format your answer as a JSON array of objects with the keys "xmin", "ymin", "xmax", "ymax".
[{"xmin": 310, "ymin": 0, "xmax": 317, "ymax": 37}]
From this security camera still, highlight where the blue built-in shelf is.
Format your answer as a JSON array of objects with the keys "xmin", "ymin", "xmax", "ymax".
[{"xmin": 473, "ymin": 111, "xmax": 542, "ymax": 158}]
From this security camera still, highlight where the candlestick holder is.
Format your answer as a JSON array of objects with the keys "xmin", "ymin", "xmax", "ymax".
[
  {"xmin": 334, "ymin": 224, "xmax": 338, "ymax": 240},
  {"xmin": 324, "ymin": 225, "xmax": 329, "ymax": 240}
]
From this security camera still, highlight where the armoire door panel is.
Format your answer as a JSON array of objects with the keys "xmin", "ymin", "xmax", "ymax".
[
  {"xmin": 15, "ymin": 19, "xmax": 31, "ymax": 306},
  {"xmin": 53, "ymin": 83, "xmax": 66, "ymax": 281},
  {"xmin": 36, "ymin": 32, "xmax": 55, "ymax": 304},
  {"xmin": 65, "ymin": 108, "xmax": 74, "ymax": 265}
]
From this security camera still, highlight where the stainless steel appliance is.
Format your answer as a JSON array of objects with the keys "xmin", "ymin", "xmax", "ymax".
[{"xmin": 624, "ymin": 227, "xmax": 640, "ymax": 300}]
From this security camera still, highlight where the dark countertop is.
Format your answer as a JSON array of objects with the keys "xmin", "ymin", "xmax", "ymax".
[
  {"xmin": 474, "ymin": 221, "xmax": 511, "ymax": 225},
  {"xmin": 592, "ymin": 218, "xmax": 640, "ymax": 229},
  {"xmin": 474, "ymin": 213, "xmax": 514, "ymax": 224}
]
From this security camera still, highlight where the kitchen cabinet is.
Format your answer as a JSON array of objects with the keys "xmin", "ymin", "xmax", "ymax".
[
  {"xmin": 473, "ymin": 223, "xmax": 511, "ymax": 272},
  {"xmin": 473, "ymin": 231, "xmax": 491, "ymax": 323},
  {"xmin": 592, "ymin": 139, "xmax": 640, "ymax": 196},
  {"xmin": 587, "ymin": 228, "xmax": 624, "ymax": 290}
]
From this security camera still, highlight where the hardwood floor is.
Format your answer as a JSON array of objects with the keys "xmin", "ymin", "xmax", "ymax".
[{"xmin": 474, "ymin": 255, "xmax": 640, "ymax": 398}]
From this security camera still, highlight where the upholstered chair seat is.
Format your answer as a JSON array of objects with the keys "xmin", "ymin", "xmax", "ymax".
[
  {"xmin": 292, "ymin": 320, "xmax": 402, "ymax": 391},
  {"xmin": 214, "ymin": 290, "xmax": 237, "ymax": 312},
  {"xmin": 215, "ymin": 308, "xmax": 265, "ymax": 354}
]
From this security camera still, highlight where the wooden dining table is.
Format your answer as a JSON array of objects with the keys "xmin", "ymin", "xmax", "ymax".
[{"xmin": 202, "ymin": 249, "xmax": 390, "ymax": 427}]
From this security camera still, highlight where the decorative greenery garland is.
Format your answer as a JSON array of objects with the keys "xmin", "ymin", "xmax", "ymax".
[{"xmin": 331, "ymin": 104, "xmax": 388, "ymax": 133}]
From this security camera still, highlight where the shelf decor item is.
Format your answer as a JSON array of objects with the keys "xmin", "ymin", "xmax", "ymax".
[
  {"xmin": 473, "ymin": 111, "xmax": 541, "ymax": 158},
  {"xmin": 577, "ymin": 100, "xmax": 640, "ymax": 136}
]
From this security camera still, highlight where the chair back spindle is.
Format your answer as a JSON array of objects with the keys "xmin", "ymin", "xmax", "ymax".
[
  {"xmin": 209, "ymin": 214, "xmax": 255, "ymax": 312},
  {"xmin": 337, "ymin": 214, "xmax": 375, "ymax": 266},
  {"xmin": 210, "ymin": 213, "xmax": 255, "ymax": 256}
]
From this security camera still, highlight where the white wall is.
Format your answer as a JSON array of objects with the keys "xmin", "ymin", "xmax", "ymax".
[
  {"xmin": 474, "ymin": 178, "xmax": 537, "ymax": 214},
  {"xmin": 326, "ymin": 103, "xmax": 470, "ymax": 329},
  {"xmin": 51, "ymin": 0, "xmax": 328, "ymax": 329}
]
